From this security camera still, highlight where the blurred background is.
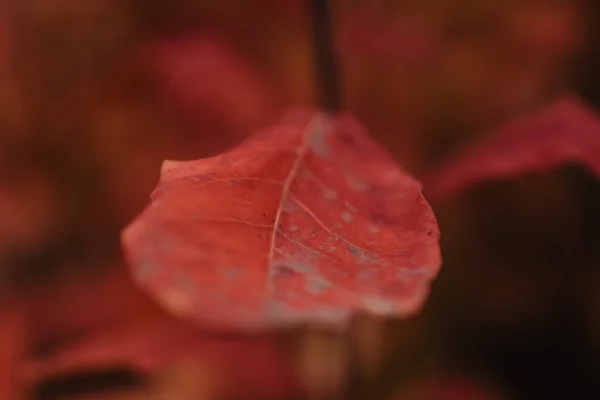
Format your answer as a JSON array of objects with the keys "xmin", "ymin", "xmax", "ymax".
[{"xmin": 0, "ymin": 0, "xmax": 599, "ymax": 399}]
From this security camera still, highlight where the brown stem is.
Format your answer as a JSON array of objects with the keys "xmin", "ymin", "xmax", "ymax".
[{"xmin": 309, "ymin": 0, "xmax": 342, "ymax": 112}]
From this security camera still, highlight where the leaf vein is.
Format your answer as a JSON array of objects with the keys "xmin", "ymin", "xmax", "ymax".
[
  {"xmin": 276, "ymin": 229, "xmax": 342, "ymax": 265},
  {"xmin": 290, "ymin": 194, "xmax": 375, "ymax": 255},
  {"xmin": 194, "ymin": 217, "xmax": 273, "ymax": 228}
]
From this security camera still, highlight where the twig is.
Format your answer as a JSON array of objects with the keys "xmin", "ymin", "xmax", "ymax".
[{"xmin": 309, "ymin": 0, "xmax": 342, "ymax": 112}]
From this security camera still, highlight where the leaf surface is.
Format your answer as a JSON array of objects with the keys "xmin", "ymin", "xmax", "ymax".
[
  {"xmin": 424, "ymin": 95, "xmax": 600, "ymax": 201},
  {"xmin": 122, "ymin": 110, "xmax": 441, "ymax": 330}
]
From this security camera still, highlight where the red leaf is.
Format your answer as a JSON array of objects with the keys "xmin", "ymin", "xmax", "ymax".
[
  {"xmin": 424, "ymin": 95, "xmax": 600, "ymax": 201},
  {"xmin": 19, "ymin": 265, "xmax": 298, "ymax": 398},
  {"xmin": 20, "ymin": 321, "xmax": 297, "ymax": 398},
  {"xmin": 22, "ymin": 265, "xmax": 163, "ymax": 345},
  {"xmin": 139, "ymin": 32, "xmax": 279, "ymax": 151},
  {"xmin": 122, "ymin": 110, "xmax": 441, "ymax": 330}
]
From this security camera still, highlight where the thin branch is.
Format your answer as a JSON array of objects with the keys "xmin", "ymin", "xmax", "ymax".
[{"xmin": 309, "ymin": 0, "xmax": 342, "ymax": 112}]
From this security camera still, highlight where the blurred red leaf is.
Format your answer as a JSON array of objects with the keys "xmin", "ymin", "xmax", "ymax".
[
  {"xmin": 139, "ymin": 32, "xmax": 280, "ymax": 154},
  {"xmin": 20, "ymin": 265, "xmax": 298, "ymax": 398},
  {"xmin": 21, "ymin": 321, "xmax": 296, "ymax": 398},
  {"xmin": 122, "ymin": 110, "xmax": 441, "ymax": 330},
  {"xmin": 424, "ymin": 95, "xmax": 600, "ymax": 201},
  {"xmin": 22, "ymin": 265, "xmax": 163, "ymax": 346}
]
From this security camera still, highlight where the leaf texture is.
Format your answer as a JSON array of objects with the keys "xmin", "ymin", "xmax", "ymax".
[
  {"xmin": 122, "ymin": 110, "xmax": 441, "ymax": 330},
  {"xmin": 424, "ymin": 95, "xmax": 600, "ymax": 201}
]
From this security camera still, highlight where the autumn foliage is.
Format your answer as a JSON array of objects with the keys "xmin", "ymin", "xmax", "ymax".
[
  {"xmin": 1, "ymin": 0, "xmax": 599, "ymax": 399},
  {"xmin": 123, "ymin": 111, "xmax": 440, "ymax": 329}
]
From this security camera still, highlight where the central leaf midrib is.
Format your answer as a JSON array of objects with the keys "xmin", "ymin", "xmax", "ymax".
[{"xmin": 264, "ymin": 116, "xmax": 326, "ymax": 313}]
